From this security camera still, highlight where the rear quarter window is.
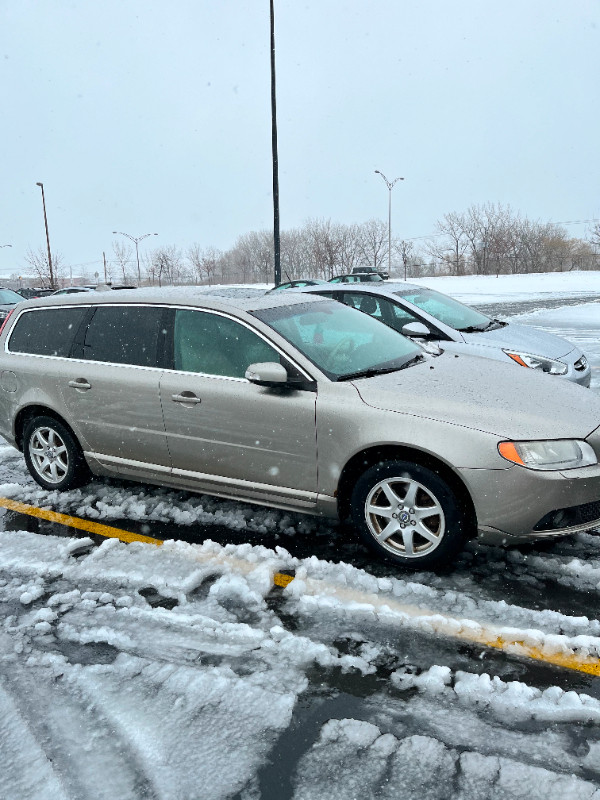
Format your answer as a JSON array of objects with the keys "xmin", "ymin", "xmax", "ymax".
[
  {"xmin": 82, "ymin": 305, "xmax": 164, "ymax": 367},
  {"xmin": 7, "ymin": 307, "xmax": 88, "ymax": 357}
]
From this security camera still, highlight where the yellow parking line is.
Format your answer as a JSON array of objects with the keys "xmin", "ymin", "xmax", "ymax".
[
  {"xmin": 1, "ymin": 497, "xmax": 599, "ymax": 676},
  {"xmin": 273, "ymin": 572, "xmax": 295, "ymax": 588},
  {"xmin": 301, "ymin": 580, "xmax": 600, "ymax": 677},
  {"xmin": 0, "ymin": 497, "xmax": 163, "ymax": 546}
]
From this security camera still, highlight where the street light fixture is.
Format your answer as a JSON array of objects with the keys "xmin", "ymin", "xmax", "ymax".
[
  {"xmin": 36, "ymin": 182, "xmax": 55, "ymax": 289},
  {"xmin": 112, "ymin": 231, "xmax": 158, "ymax": 285},
  {"xmin": 374, "ymin": 170, "xmax": 404, "ymax": 276}
]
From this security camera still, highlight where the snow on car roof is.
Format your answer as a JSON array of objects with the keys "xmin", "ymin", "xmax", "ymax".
[{"xmin": 17, "ymin": 285, "xmax": 332, "ymax": 313}]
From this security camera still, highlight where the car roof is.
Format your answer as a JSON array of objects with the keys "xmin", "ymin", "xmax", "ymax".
[
  {"xmin": 16, "ymin": 285, "xmax": 330, "ymax": 314},
  {"xmin": 294, "ymin": 280, "xmax": 421, "ymax": 296}
]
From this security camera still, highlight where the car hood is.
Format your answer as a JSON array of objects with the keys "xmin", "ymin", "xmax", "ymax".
[
  {"xmin": 353, "ymin": 352, "xmax": 600, "ymax": 439},
  {"xmin": 462, "ymin": 321, "xmax": 576, "ymax": 358}
]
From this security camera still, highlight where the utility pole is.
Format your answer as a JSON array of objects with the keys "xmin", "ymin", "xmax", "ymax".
[
  {"xmin": 35, "ymin": 182, "xmax": 55, "ymax": 288},
  {"xmin": 270, "ymin": 0, "xmax": 281, "ymax": 286}
]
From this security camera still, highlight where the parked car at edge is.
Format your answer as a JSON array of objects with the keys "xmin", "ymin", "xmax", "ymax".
[
  {"xmin": 329, "ymin": 273, "xmax": 384, "ymax": 284},
  {"xmin": 351, "ymin": 266, "xmax": 389, "ymax": 279},
  {"xmin": 1, "ymin": 288, "xmax": 599, "ymax": 569},
  {"xmin": 292, "ymin": 281, "xmax": 591, "ymax": 386},
  {"xmin": 0, "ymin": 287, "xmax": 25, "ymax": 324}
]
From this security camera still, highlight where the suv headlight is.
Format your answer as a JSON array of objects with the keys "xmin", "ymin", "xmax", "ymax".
[
  {"xmin": 503, "ymin": 349, "xmax": 568, "ymax": 375},
  {"xmin": 498, "ymin": 440, "xmax": 597, "ymax": 471}
]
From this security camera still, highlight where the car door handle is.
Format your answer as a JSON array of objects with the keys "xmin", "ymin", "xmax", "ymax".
[
  {"xmin": 68, "ymin": 379, "xmax": 91, "ymax": 391},
  {"xmin": 171, "ymin": 392, "xmax": 201, "ymax": 405}
]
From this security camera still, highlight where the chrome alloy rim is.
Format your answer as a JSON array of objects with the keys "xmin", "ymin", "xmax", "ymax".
[
  {"xmin": 28, "ymin": 427, "xmax": 69, "ymax": 485},
  {"xmin": 364, "ymin": 476, "xmax": 445, "ymax": 558}
]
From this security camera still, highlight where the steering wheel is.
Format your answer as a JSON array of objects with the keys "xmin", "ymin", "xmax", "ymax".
[{"xmin": 323, "ymin": 336, "xmax": 356, "ymax": 369}]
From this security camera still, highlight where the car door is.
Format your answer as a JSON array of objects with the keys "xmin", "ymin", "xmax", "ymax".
[
  {"xmin": 159, "ymin": 307, "xmax": 319, "ymax": 510},
  {"xmin": 59, "ymin": 304, "xmax": 171, "ymax": 479}
]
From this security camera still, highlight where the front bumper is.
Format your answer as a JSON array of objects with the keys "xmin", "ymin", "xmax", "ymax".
[{"xmin": 459, "ymin": 458, "xmax": 600, "ymax": 546}]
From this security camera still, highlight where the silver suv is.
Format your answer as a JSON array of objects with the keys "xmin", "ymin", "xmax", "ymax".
[{"xmin": 0, "ymin": 288, "xmax": 599, "ymax": 568}]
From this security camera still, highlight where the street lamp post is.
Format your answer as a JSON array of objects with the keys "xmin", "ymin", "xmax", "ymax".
[
  {"xmin": 374, "ymin": 170, "xmax": 404, "ymax": 276},
  {"xmin": 270, "ymin": 0, "xmax": 281, "ymax": 286},
  {"xmin": 36, "ymin": 182, "xmax": 55, "ymax": 288},
  {"xmin": 112, "ymin": 231, "xmax": 158, "ymax": 285}
]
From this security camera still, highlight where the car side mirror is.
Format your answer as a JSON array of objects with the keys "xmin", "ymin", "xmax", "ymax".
[
  {"xmin": 402, "ymin": 321, "xmax": 432, "ymax": 338},
  {"xmin": 245, "ymin": 362, "xmax": 289, "ymax": 387}
]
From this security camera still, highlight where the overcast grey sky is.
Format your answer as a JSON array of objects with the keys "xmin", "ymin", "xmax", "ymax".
[{"xmin": 1, "ymin": 0, "xmax": 599, "ymax": 278}]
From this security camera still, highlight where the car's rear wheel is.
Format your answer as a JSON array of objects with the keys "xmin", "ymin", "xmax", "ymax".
[
  {"xmin": 350, "ymin": 460, "xmax": 469, "ymax": 568},
  {"xmin": 23, "ymin": 416, "xmax": 90, "ymax": 491}
]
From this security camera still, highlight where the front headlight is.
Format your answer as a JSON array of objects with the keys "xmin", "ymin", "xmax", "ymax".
[
  {"xmin": 498, "ymin": 439, "xmax": 597, "ymax": 471},
  {"xmin": 503, "ymin": 349, "xmax": 568, "ymax": 375}
]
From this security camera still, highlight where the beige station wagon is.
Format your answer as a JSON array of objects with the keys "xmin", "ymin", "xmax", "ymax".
[{"xmin": 0, "ymin": 287, "xmax": 599, "ymax": 568}]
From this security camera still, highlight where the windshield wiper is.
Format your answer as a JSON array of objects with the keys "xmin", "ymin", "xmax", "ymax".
[
  {"xmin": 337, "ymin": 354, "xmax": 425, "ymax": 382},
  {"xmin": 459, "ymin": 318, "xmax": 507, "ymax": 333}
]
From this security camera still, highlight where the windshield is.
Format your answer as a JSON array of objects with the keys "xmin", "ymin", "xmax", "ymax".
[
  {"xmin": 0, "ymin": 288, "xmax": 24, "ymax": 305},
  {"xmin": 394, "ymin": 287, "xmax": 492, "ymax": 331},
  {"xmin": 252, "ymin": 299, "xmax": 422, "ymax": 380}
]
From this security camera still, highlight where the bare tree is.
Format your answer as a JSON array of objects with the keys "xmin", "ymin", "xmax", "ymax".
[
  {"xmin": 112, "ymin": 241, "xmax": 134, "ymax": 283},
  {"xmin": 23, "ymin": 246, "xmax": 65, "ymax": 288},
  {"xmin": 393, "ymin": 239, "xmax": 415, "ymax": 280},
  {"xmin": 147, "ymin": 246, "xmax": 183, "ymax": 286},
  {"xmin": 588, "ymin": 222, "xmax": 600, "ymax": 253},
  {"xmin": 425, "ymin": 212, "xmax": 469, "ymax": 275},
  {"xmin": 357, "ymin": 219, "xmax": 388, "ymax": 271}
]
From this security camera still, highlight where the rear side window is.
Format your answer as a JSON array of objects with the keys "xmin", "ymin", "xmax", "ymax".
[
  {"xmin": 82, "ymin": 305, "xmax": 164, "ymax": 367},
  {"xmin": 7, "ymin": 307, "xmax": 87, "ymax": 357}
]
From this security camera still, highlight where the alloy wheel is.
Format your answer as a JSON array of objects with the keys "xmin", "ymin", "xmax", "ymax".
[
  {"xmin": 364, "ymin": 476, "xmax": 446, "ymax": 558},
  {"xmin": 28, "ymin": 426, "xmax": 70, "ymax": 485}
]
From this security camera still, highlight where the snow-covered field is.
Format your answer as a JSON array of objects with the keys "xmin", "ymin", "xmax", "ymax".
[{"xmin": 1, "ymin": 272, "xmax": 600, "ymax": 799}]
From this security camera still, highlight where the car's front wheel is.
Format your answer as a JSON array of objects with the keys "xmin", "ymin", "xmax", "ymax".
[
  {"xmin": 350, "ymin": 460, "xmax": 469, "ymax": 568},
  {"xmin": 23, "ymin": 416, "xmax": 90, "ymax": 491}
]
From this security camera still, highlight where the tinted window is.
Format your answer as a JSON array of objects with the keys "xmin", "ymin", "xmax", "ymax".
[
  {"xmin": 8, "ymin": 307, "xmax": 87, "ymax": 357},
  {"xmin": 174, "ymin": 309, "xmax": 279, "ymax": 378},
  {"xmin": 83, "ymin": 305, "xmax": 163, "ymax": 367}
]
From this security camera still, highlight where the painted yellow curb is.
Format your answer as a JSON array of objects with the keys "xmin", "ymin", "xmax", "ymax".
[{"xmin": 0, "ymin": 497, "xmax": 163, "ymax": 546}]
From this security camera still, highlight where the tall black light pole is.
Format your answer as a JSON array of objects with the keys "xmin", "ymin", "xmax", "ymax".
[
  {"xmin": 36, "ymin": 182, "xmax": 55, "ymax": 288},
  {"xmin": 374, "ymin": 170, "xmax": 404, "ymax": 276},
  {"xmin": 270, "ymin": 0, "xmax": 281, "ymax": 286},
  {"xmin": 112, "ymin": 231, "xmax": 158, "ymax": 285}
]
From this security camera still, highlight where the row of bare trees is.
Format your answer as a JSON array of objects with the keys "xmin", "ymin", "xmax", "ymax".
[
  {"xmin": 18, "ymin": 205, "xmax": 600, "ymax": 288},
  {"xmin": 426, "ymin": 203, "xmax": 597, "ymax": 277}
]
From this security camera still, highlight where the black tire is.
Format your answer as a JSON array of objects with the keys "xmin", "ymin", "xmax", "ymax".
[
  {"xmin": 23, "ymin": 415, "xmax": 91, "ymax": 491},
  {"xmin": 350, "ymin": 460, "xmax": 469, "ymax": 569}
]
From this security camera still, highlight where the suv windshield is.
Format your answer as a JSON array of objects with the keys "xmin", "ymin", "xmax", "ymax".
[
  {"xmin": 252, "ymin": 299, "xmax": 422, "ymax": 380},
  {"xmin": 394, "ymin": 287, "xmax": 492, "ymax": 331}
]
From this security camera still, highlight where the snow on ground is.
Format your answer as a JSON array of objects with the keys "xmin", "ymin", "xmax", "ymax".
[
  {"xmin": 1, "ymin": 275, "xmax": 600, "ymax": 799},
  {"xmin": 209, "ymin": 269, "xmax": 600, "ymax": 305},
  {"xmin": 404, "ymin": 270, "xmax": 600, "ymax": 304},
  {"xmin": 2, "ymin": 523, "xmax": 600, "ymax": 799}
]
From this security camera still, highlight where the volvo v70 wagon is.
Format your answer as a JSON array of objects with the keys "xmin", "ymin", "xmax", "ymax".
[{"xmin": 0, "ymin": 288, "xmax": 599, "ymax": 568}]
